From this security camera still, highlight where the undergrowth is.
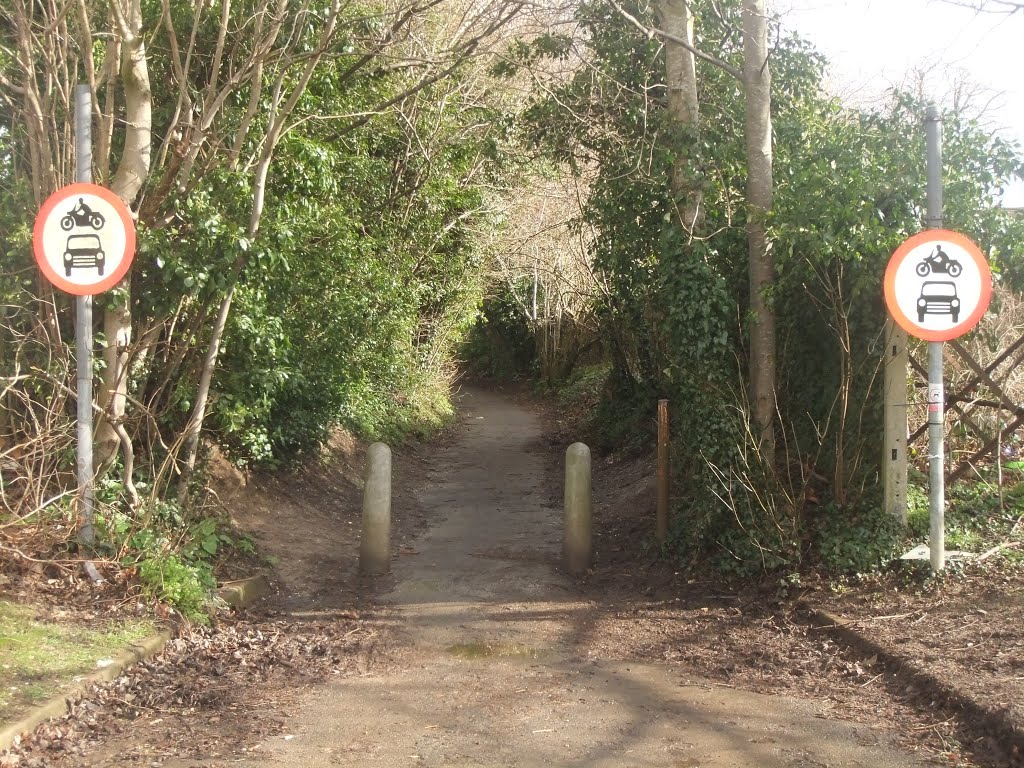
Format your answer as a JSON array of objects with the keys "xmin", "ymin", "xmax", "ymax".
[
  {"xmin": 553, "ymin": 369, "xmax": 1023, "ymax": 582},
  {"xmin": 907, "ymin": 467, "xmax": 1024, "ymax": 558},
  {"xmin": 2, "ymin": 342, "xmax": 454, "ymax": 624},
  {"xmin": 4, "ymin": 473, "xmax": 259, "ymax": 624}
]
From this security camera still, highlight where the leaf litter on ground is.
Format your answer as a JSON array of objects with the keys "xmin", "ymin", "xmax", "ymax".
[{"xmin": 1, "ymin": 608, "xmax": 381, "ymax": 767}]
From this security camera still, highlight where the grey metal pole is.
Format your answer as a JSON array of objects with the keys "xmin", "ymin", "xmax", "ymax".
[
  {"xmin": 925, "ymin": 104, "xmax": 945, "ymax": 572},
  {"xmin": 74, "ymin": 85, "xmax": 99, "ymax": 565}
]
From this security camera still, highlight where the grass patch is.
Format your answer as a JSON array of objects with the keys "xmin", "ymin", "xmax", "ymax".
[{"xmin": 0, "ymin": 600, "xmax": 153, "ymax": 723}]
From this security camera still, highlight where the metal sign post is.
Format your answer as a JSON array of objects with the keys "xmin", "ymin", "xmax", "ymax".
[
  {"xmin": 32, "ymin": 85, "xmax": 136, "ymax": 579},
  {"xmin": 74, "ymin": 85, "xmax": 97, "ymax": 559},
  {"xmin": 883, "ymin": 106, "xmax": 992, "ymax": 574},
  {"xmin": 925, "ymin": 104, "xmax": 945, "ymax": 573}
]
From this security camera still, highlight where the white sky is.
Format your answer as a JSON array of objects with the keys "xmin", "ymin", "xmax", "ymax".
[{"xmin": 776, "ymin": 0, "xmax": 1024, "ymax": 205}]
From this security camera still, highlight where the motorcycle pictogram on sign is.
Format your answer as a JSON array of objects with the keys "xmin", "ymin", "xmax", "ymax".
[
  {"xmin": 915, "ymin": 244, "xmax": 962, "ymax": 278},
  {"xmin": 60, "ymin": 198, "xmax": 106, "ymax": 231}
]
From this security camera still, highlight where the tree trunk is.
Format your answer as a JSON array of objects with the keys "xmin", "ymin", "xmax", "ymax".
[
  {"xmin": 742, "ymin": 0, "xmax": 775, "ymax": 461},
  {"xmin": 176, "ymin": 271, "xmax": 240, "ymax": 497},
  {"xmin": 658, "ymin": 0, "xmax": 702, "ymax": 234},
  {"xmin": 94, "ymin": 0, "xmax": 151, "ymax": 489}
]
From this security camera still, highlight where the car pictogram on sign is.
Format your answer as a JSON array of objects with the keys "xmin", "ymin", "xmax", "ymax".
[
  {"xmin": 917, "ymin": 281, "xmax": 959, "ymax": 323},
  {"xmin": 63, "ymin": 234, "xmax": 105, "ymax": 276}
]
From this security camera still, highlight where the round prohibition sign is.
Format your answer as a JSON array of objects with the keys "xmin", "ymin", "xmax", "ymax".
[
  {"xmin": 884, "ymin": 229, "xmax": 992, "ymax": 342},
  {"xmin": 33, "ymin": 183, "xmax": 136, "ymax": 296}
]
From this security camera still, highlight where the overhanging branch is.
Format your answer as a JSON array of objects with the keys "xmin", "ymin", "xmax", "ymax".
[
  {"xmin": 940, "ymin": 0, "xmax": 1024, "ymax": 13},
  {"xmin": 607, "ymin": 0, "xmax": 742, "ymax": 80}
]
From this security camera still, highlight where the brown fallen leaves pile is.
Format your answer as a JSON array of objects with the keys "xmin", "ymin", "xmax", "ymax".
[{"xmin": 1, "ymin": 610, "xmax": 380, "ymax": 767}]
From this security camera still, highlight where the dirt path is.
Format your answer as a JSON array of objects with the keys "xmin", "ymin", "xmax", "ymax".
[{"xmin": 223, "ymin": 388, "xmax": 928, "ymax": 768}]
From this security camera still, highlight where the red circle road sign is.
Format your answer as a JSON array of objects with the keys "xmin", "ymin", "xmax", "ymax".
[
  {"xmin": 32, "ymin": 183, "xmax": 136, "ymax": 296},
  {"xmin": 884, "ymin": 229, "xmax": 991, "ymax": 342}
]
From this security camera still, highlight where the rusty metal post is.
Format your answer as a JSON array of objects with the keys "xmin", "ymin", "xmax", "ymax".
[{"xmin": 656, "ymin": 399, "xmax": 669, "ymax": 546}]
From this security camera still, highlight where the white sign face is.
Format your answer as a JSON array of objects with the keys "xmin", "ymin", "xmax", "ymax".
[
  {"xmin": 884, "ymin": 230, "xmax": 992, "ymax": 342},
  {"xmin": 33, "ymin": 183, "xmax": 136, "ymax": 296}
]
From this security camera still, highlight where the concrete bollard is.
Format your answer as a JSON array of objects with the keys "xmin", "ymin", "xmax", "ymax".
[
  {"xmin": 563, "ymin": 442, "xmax": 592, "ymax": 576},
  {"xmin": 359, "ymin": 442, "xmax": 392, "ymax": 575}
]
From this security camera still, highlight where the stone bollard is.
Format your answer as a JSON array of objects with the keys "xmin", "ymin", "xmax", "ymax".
[
  {"xmin": 563, "ymin": 442, "xmax": 592, "ymax": 576},
  {"xmin": 359, "ymin": 442, "xmax": 392, "ymax": 575}
]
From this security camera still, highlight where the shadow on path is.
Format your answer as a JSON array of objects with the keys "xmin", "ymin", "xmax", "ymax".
[{"xmin": 236, "ymin": 387, "xmax": 929, "ymax": 768}]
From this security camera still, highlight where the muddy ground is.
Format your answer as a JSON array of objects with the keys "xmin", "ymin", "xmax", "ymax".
[{"xmin": 2, "ymin": 384, "xmax": 1022, "ymax": 767}]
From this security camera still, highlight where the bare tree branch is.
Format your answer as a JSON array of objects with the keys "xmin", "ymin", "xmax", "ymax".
[
  {"xmin": 606, "ymin": 0, "xmax": 743, "ymax": 80},
  {"xmin": 938, "ymin": 0, "xmax": 1024, "ymax": 13}
]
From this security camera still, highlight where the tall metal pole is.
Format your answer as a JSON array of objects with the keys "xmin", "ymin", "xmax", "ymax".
[
  {"xmin": 74, "ymin": 84, "xmax": 97, "ymax": 557},
  {"xmin": 925, "ymin": 104, "xmax": 945, "ymax": 572}
]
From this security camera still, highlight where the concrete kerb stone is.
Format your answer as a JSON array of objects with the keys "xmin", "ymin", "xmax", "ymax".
[
  {"xmin": 0, "ymin": 573, "xmax": 273, "ymax": 753},
  {"xmin": 217, "ymin": 571, "xmax": 273, "ymax": 608},
  {"xmin": 798, "ymin": 601, "xmax": 1024, "ymax": 762},
  {"xmin": 0, "ymin": 629, "xmax": 172, "ymax": 753}
]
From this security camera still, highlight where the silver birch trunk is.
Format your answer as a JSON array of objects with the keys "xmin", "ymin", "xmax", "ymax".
[
  {"xmin": 95, "ymin": 0, "xmax": 151, "ymax": 507},
  {"xmin": 658, "ymin": 0, "xmax": 702, "ymax": 234},
  {"xmin": 742, "ymin": 0, "xmax": 775, "ymax": 460},
  {"xmin": 176, "ymin": 0, "xmax": 342, "ymax": 495}
]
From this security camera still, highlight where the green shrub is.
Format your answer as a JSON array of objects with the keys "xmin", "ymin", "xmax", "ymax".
[
  {"xmin": 814, "ymin": 490, "xmax": 904, "ymax": 575},
  {"xmin": 138, "ymin": 553, "xmax": 215, "ymax": 624},
  {"xmin": 908, "ymin": 476, "xmax": 1024, "ymax": 556},
  {"xmin": 95, "ymin": 499, "xmax": 249, "ymax": 623}
]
